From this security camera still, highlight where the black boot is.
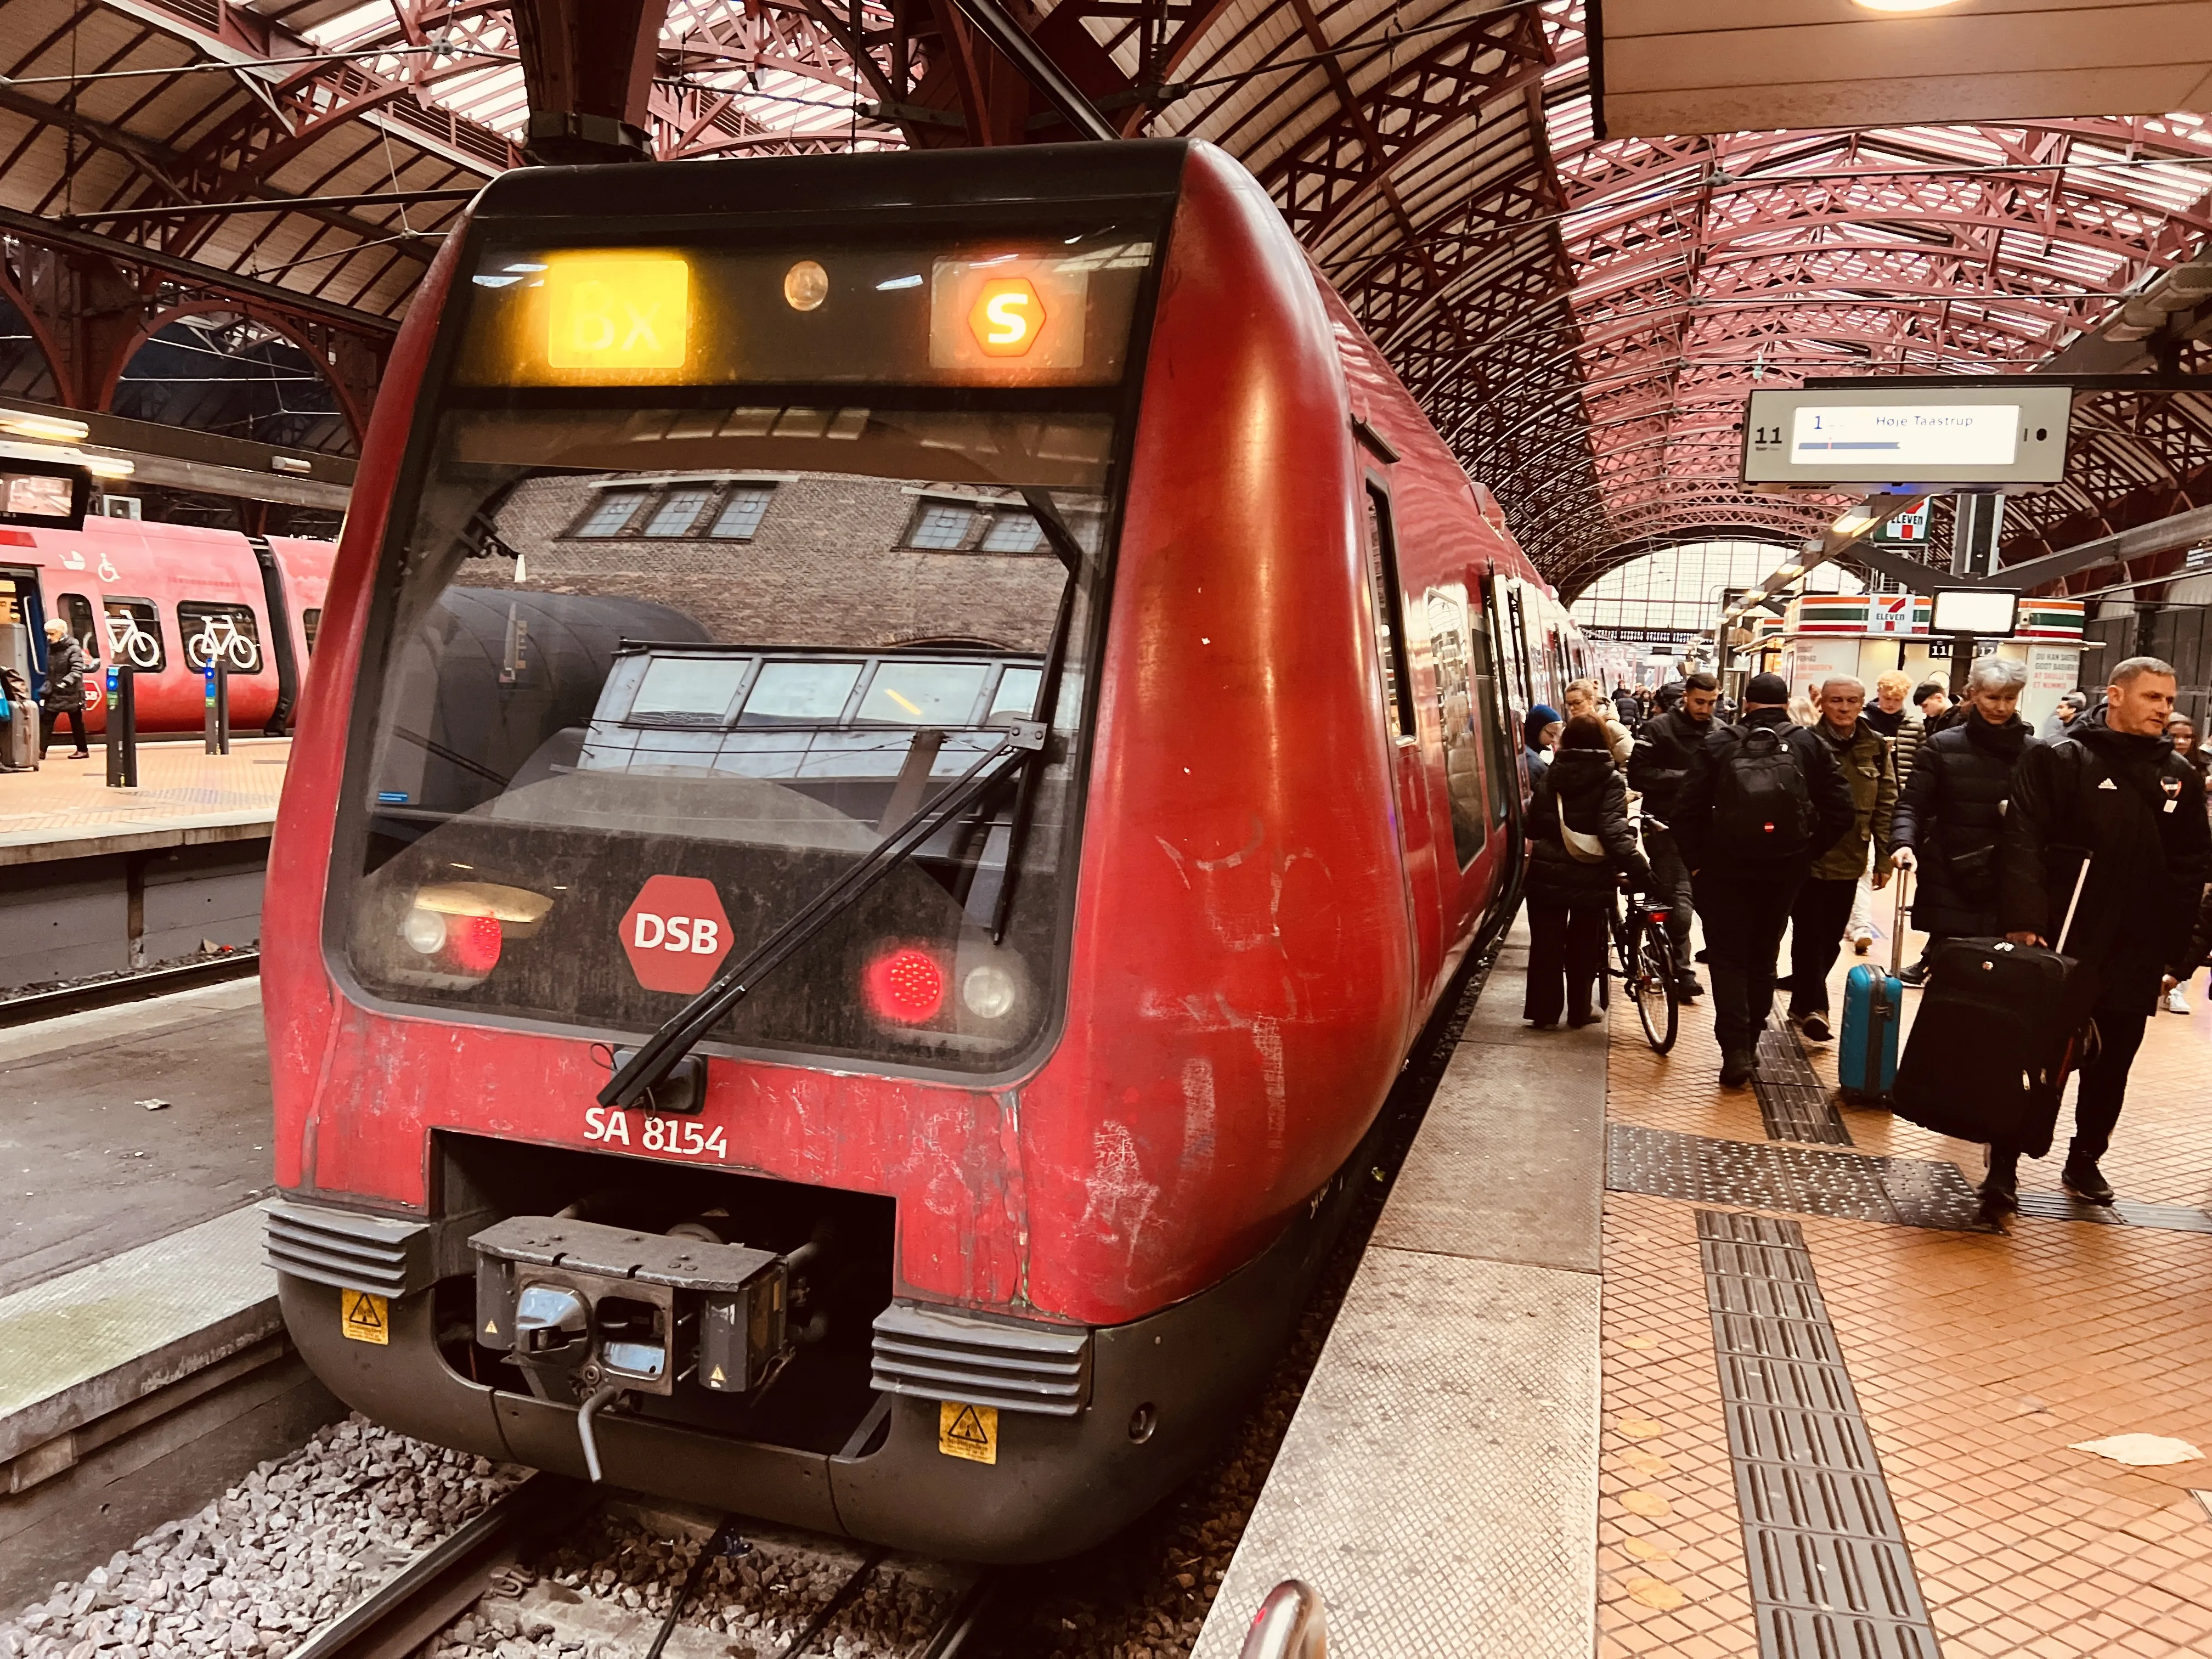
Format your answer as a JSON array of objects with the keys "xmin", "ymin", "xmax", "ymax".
[
  {"xmin": 1719, "ymin": 1047, "xmax": 1756, "ymax": 1088},
  {"xmin": 2061, "ymin": 1148, "xmax": 2116, "ymax": 1205},
  {"xmin": 1974, "ymin": 1152, "xmax": 2019, "ymax": 1233}
]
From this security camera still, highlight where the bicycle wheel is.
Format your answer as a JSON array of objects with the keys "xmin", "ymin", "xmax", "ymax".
[
  {"xmin": 1629, "ymin": 911, "xmax": 1679, "ymax": 1054},
  {"xmin": 226, "ymin": 632, "xmax": 258, "ymax": 672}
]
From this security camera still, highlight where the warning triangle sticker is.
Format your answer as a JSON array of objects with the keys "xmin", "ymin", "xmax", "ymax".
[
  {"xmin": 710, "ymin": 1365, "xmax": 727, "ymax": 1385},
  {"xmin": 946, "ymin": 1404, "xmax": 990, "ymax": 1448},
  {"xmin": 484, "ymin": 1318, "xmax": 500, "ymax": 1335},
  {"xmin": 344, "ymin": 1292, "xmax": 384, "ymax": 1330}
]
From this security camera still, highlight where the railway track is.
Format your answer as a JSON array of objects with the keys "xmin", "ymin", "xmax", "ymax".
[
  {"xmin": 286, "ymin": 1474, "xmax": 994, "ymax": 1659},
  {"xmin": 0, "ymin": 951, "xmax": 258, "ymax": 1026}
]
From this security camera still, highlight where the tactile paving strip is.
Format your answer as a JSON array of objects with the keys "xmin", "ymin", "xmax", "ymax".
[
  {"xmin": 2013, "ymin": 1190, "xmax": 2212, "ymax": 1232},
  {"xmin": 1753, "ymin": 1019, "xmax": 1852, "ymax": 1147},
  {"xmin": 1697, "ymin": 1211, "xmax": 1941, "ymax": 1659},
  {"xmin": 1607, "ymin": 1124, "xmax": 1982, "ymax": 1231}
]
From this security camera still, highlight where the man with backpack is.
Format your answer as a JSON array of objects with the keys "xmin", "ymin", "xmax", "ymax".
[
  {"xmin": 1671, "ymin": 671, "xmax": 1857, "ymax": 1087},
  {"xmin": 1973, "ymin": 656, "xmax": 2212, "ymax": 1226},
  {"xmin": 1781, "ymin": 675, "xmax": 1898, "ymax": 1044}
]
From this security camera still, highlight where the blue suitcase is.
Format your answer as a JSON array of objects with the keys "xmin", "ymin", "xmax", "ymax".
[{"xmin": 1837, "ymin": 873, "xmax": 1906, "ymax": 1103}]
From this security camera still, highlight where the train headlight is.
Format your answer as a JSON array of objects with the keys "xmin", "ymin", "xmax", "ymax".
[
  {"xmin": 402, "ymin": 906, "xmax": 448, "ymax": 955},
  {"xmin": 962, "ymin": 963, "xmax": 1019, "ymax": 1020}
]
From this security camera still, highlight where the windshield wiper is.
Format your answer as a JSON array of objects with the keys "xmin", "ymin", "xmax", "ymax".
[
  {"xmin": 597, "ymin": 488, "xmax": 1090, "ymax": 1111},
  {"xmin": 598, "ymin": 723, "xmax": 1043, "ymax": 1109},
  {"xmin": 985, "ymin": 488, "xmax": 1087, "ymax": 943}
]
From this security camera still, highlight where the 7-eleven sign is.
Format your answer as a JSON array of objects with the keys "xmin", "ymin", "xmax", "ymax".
[
  {"xmin": 1866, "ymin": 593, "xmax": 1917, "ymax": 636},
  {"xmin": 1872, "ymin": 503, "xmax": 1929, "ymax": 544}
]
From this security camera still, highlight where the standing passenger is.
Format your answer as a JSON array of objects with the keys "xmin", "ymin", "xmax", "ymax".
[
  {"xmin": 1982, "ymin": 657, "xmax": 2212, "ymax": 1226},
  {"xmin": 2038, "ymin": 689, "xmax": 2087, "ymax": 743},
  {"xmin": 38, "ymin": 618, "xmax": 92, "ymax": 761},
  {"xmin": 1565, "ymin": 678, "xmax": 1635, "ymax": 766},
  {"xmin": 1864, "ymin": 670, "xmax": 1913, "ymax": 739},
  {"xmin": 1627, "ymin": 669, "xmax": 1719, "ymax": 997},
  {"xmin": 1888, "ymin": 657, "xmax": 2036, "ymax": 986},
  {"xmin": 1892, "ymin": 681, "xmax": 1949, "ymax": 796},
  {"xmin": 1672, "ymin": 672, "xmax": 1855, "ymax": 1087},
  {"xmin": 1523, "ymin": 703, "xmax": 1560, "ymax": 783},
  {"xmin": 1523, "ymin": 716, "xmax": 1652, "ymax": 1029},
  {"xmin": 1781, "ymin": 676, "xmax": 1898, "ymax": 1042}
]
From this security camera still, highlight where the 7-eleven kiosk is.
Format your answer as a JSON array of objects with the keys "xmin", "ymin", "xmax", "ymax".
[{"xmin": 1779, "ymin": 594, "xmax": 2088, "ymax": 728}]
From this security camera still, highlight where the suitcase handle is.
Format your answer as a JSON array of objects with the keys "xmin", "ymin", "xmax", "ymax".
[
  {"xmin": 2057, "ymin": 855, "xmax": 2092, "ymax": 956},
  {"xmin": 1891, "ymin": 866, "xmax": 1911, "ymax": 977}
]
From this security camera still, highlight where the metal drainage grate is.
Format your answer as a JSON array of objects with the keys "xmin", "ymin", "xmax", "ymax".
[
  {"xmin": 1697, "ymin": 1210, "xmax": 1941, "ymax": 1659},
  {"xmin": 1753, "ymin": 1019, "xmax": 1852, "ymax": 1147},
  {"xmin": 1607, "ymin": 1124, "xmax": 1982, "ymax": 1232}
]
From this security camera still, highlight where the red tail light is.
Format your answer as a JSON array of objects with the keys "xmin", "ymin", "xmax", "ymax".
[{"xmin": 865, "ymin": 947, "xmax": 945, "ymax": 1023}]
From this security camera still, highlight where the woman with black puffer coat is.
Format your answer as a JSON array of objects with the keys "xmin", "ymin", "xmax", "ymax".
[
  {"xmin": 1524, "ymin": 715, "xmax": 1654, "ymax": 1029},
  {"xmin": 1888, "ymin": 656, "xmax": 2039, "ymax": 983}
]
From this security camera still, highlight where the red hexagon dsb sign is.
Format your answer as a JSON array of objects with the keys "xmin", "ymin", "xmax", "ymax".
[{"xmin": 620, "ymin": 875, "xmax": 735, "ymax": 994}]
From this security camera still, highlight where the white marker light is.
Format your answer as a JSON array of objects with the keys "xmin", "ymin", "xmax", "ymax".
[
  {"xmin": 962, "ymin": 963, "xmax": 1019, "ymax": 1020},
  {"xmin": 402, "ymin": 907, "xmax": 448, "ymax": 955}
]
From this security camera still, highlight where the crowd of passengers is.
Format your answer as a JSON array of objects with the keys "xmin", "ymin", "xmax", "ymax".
[{"xmin": 1519, "ymin": 657, "xmax": 2212, "ymax": 1232}]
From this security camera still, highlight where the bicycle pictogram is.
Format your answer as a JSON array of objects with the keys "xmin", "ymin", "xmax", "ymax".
[
  {"xmin": 106, "ymin": 611, "xmax": 163, "ymax": 669},
  {"xmin": 185, "ymin": 613, "xmax": 259, "ymax": 673}
]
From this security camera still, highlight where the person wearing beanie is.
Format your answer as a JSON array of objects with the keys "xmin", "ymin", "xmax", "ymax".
[
  {"xmin": 1667, "ymin": 669, "xmax": 1855, "ymax": 1087},
  {"xmin": 1522, "ymin": 702, "xmax": 1561, "ymax": 783}
]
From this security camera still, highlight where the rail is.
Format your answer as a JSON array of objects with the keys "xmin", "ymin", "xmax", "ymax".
[
  {"xmin": 287, "ymin": 1473, "xmax": 591, "ymax": 1659},
  {"xmin": 0, "ymin": 952, "xmax": 258, "ymax": 1027},
  {"xmin": 1237, "ymin": 1580, "xmax": 1328, "ymax": 1659}
]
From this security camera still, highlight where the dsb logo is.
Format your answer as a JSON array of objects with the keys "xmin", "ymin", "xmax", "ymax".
[{"xmin": 620, "ymin": 874, "xmax": 735, "ymax": 995}]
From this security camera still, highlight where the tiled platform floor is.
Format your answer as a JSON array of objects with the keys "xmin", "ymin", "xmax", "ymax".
[
  {"xmin": 1600, "ymin": 900, "xmax": 2212, "ymax": 1659},
  {"xmin": 0, "ymin": 737, "xmax": 289, "ymax": 845}
]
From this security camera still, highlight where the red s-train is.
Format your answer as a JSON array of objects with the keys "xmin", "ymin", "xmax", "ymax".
[
  {"xmin": 0, "ymin": 512, "xmax": 333, "ymax": 735},
  {"xmin": 263, "ymin": 140, "xmax": 1585, "ymax": 1560}
]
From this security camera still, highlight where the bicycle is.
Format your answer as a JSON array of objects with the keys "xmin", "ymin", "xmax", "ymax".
[{"xmin": 1599, "ymin": 878, "xmax": 1680, "ymax": 1053}]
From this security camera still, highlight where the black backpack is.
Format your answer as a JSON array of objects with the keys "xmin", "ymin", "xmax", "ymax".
[{"xmin": 1710, "ymin": 724, "xmax": 1817, "ymax": 859}]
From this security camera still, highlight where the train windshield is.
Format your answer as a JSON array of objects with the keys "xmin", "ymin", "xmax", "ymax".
[{"xmin": 338, "ymin": 227, "xmax": 1155, "ymax": 1074}]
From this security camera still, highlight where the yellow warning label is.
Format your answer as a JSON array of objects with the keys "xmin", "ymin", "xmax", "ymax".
[
  {"xmin": 341, "ymin": 1289, "xmax": 390, "ymax": 1346},
  {"xmin": 938, "ymin": 1400, "xmax": 998, "ymax": 1465},
  {"xmin": 709, "ymin": 1365, "xmax": 727, "ymax": 1387}
]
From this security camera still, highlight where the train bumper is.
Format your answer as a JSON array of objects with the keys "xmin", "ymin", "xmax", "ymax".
[{"xmin": 275, "ymin": 1173, "xmax": 1348, "ymax": 1563}]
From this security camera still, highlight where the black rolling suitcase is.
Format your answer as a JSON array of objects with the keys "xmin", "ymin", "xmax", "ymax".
[{"xmin": 1892, "ymin": 859, "xmax": 2093, "ymax": 1152}]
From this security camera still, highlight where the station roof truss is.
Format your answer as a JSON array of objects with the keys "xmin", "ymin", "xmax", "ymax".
[{"xmin": 5, "ymin": 0, "xmax": 2211, "ymax": 591}]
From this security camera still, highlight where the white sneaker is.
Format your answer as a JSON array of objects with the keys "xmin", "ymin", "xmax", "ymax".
[
  {"xmin": 2167, "ymin": 985, "xmax": 2192, "ymax": 1015},
  {"xmin": 1850, "ymin": 927, "xmax": 1874, "ymax": 956}
]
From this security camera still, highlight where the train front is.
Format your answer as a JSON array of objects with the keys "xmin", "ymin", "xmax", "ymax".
[{"xmin": 264, "ymin": 140, "xmax": 1409, "ymax": 1561}]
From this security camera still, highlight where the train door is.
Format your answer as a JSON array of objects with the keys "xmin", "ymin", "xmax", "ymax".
[
  {"xmin": 1421, "ymin": 583, "xmax": 1508, "ymax": 941},
  {"xmin": 51, "ymin": 589, "xmax": 107, "ymax": 732},
  {"xmin": 0, "ymin": 562, "xmax": 48, "ymax": 705},
  {"xmin": 1360, "ymin": 477, "xmax": 1445, "ymax": 1000},
  {"xmin": 1488, "ymin": 577, "xmax": 1534, "ymax": 795}
]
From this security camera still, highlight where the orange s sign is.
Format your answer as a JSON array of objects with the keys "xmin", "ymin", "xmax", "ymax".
[{"xmin": 968, "ymin": 279, "xmax": 1046, "ymax": 357}]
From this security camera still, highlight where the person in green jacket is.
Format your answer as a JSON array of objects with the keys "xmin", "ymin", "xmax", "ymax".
[{"xmin": 1782, "ymin": 675, "xmax": 1898, "ymax": 1042}]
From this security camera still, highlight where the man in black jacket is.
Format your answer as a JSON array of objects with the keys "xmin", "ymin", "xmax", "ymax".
[
  {"xmin": 1628, "ymin": 669, "xmax": 1719, "ymax": 997},
  {"xmin": 1985, "ymin": 657, "xmax": 2212, "ymax": 1225},
  {"xmin": 1889, "ymin": 656, "xmax": 2038, "ymax": 986},
  {"xmin": 1672, "ymin": 672, "xmax": 1857, "ymax": 1087}
]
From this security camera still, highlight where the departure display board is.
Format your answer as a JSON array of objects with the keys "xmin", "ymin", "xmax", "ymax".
[
  {"xmin": 1741, "ymin": 386, "xmax": 2072, "ymax": 486},
  {"xmin": 454, "ymin": 234, "xmax": 1154, "ymax": 391}
]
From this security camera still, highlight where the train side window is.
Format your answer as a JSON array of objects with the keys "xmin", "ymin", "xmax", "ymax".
[
  {"xmin": 104, "ymin": 598, "xmax": 166, "ymax": 672},
  {"xmin": 58, "ymin": 593, "xmax": 98, "ymax": 657},
  {"xmin": 179, "ymin": 601, "xmax": 264, "ymax": 674},
  {"xmin": 1424, "ymin": 589, "xmax": 1487, "ymax": 864},
  {"xmin": 1361, "ymin": 483, "xmax": 1415, "ymax": 742},
  {"xmin": 302, "ymin": 608, "xmax": 323, "ymax": 656}
]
